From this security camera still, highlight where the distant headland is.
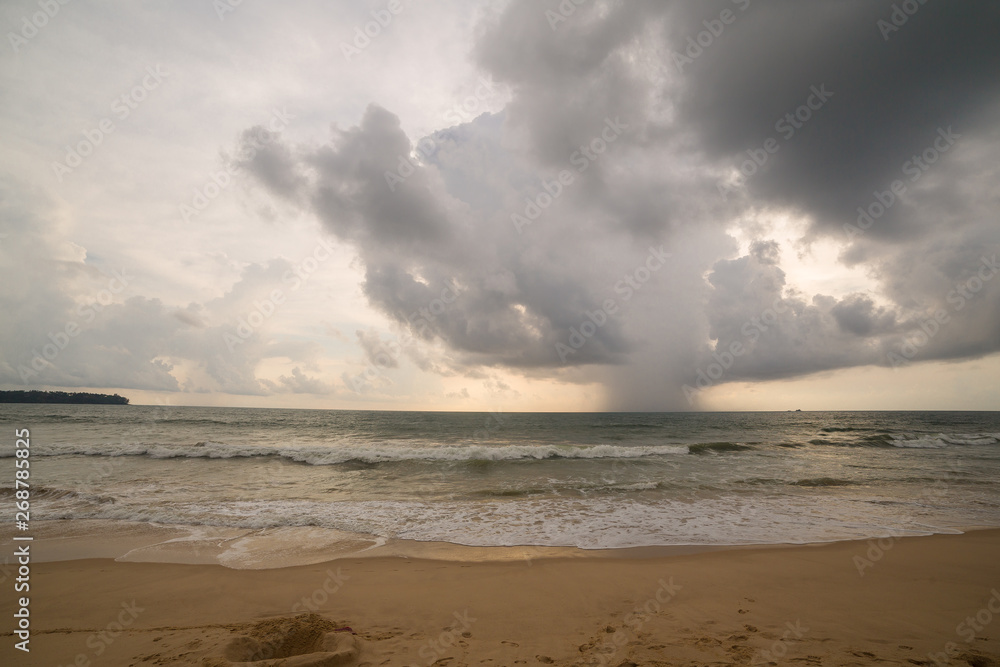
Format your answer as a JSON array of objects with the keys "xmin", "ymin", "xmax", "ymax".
[{"xmin": 0, "ymin": 390, "xmax": 130, "ymax": 405}]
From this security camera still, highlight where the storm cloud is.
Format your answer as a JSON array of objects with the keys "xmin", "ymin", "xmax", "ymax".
[
  {"xmin": 232, "ymin": 0, "xmax": 1000, "ymax": 407},
  {"xmin": 2, "ymin": 0, "xmax": 998, "ymax": 409}
]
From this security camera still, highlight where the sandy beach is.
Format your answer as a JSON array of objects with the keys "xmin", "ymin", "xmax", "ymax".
[{"xmin": 3, "ymin": 529, "xmax": 998, "ymax": 666}]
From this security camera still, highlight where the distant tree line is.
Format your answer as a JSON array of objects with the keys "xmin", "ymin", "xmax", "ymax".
[{"xmin": 0, "ymin": 390, "xmax": 130, "ymax": 405}]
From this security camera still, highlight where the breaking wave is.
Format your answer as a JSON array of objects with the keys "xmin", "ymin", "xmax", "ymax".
[{"xmin": 0, "ymin": 440, "xmax": 690, "ymax": 464}]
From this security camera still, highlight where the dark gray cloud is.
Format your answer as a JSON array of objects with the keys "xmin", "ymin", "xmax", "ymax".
[
  {"xmin": 830, "ymin": 295, "xmax": 897, "ymax": 338},
  {"xmin": 231, "ymin": 0, "xmax": 1000, "ymax": 408},
  {"xmin": 237, "ymin": 105, "xmax": 643, "ymax": 370},
  {"xmin": 673, "ymin": 0, "xmax": 1000, "ymax": 242}
]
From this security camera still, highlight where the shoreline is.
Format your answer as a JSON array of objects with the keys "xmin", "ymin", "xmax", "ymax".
[
  {"xmin": 3, "ymin": 519, "xmax": 996, "ymax": 570},
  {"xmin": 2, "ymin": 529, "xmax": 998, "ymax": 665}
]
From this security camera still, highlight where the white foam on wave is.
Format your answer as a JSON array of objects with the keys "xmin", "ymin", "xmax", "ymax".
[
  {"xmin": 891, "ymin": 436, "xmax": 948, "ymax": 449},
  {"xmin": 0, "ymin": 440, "xmax": 689, "ymax": 463},
  {"xmin": 890, "ymin": 433, "xmax": 1000, "ymax": 448},
  {"xmin": 30, "ymin": 493, "xmax": 989, "ymax": 550},
  {"xmin": 4, "ymin": 433, "xmax": 996, "ymax": 460}
]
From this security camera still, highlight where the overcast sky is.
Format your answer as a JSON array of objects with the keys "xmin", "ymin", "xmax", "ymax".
[{"xmin": 2, "ymin": 0, "xmax": 999, "ymax": 411}]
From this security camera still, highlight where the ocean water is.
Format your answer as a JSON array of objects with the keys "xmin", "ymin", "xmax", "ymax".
[{"xmin": 2, "ymin": 406, "xmax": 1000, "ymax": 551}]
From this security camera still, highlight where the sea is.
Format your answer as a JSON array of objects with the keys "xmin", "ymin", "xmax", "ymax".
[{"xmin": 2, "ymin": 406, "xmax": 1000, "ymax": 561}]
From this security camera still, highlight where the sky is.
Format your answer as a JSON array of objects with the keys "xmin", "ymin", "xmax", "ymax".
[{"xmin": 1, "ymin": 0, "xmax": 999, "ymax": 412}]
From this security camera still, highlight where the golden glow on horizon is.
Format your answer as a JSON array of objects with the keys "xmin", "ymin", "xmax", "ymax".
[{"xmin": 83, "ymin": 352, "xmax": 1000, "ymax": 412}]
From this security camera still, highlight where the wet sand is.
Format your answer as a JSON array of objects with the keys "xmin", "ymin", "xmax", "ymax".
[{"xmin": 2, "ymin": 528, "xmax": 999, "ymax": 666}]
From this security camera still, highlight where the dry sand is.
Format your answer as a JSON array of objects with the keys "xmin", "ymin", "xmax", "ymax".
[{"xmin": 3, "ymin": 530, "xmax": 999, "ymax": 666}]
